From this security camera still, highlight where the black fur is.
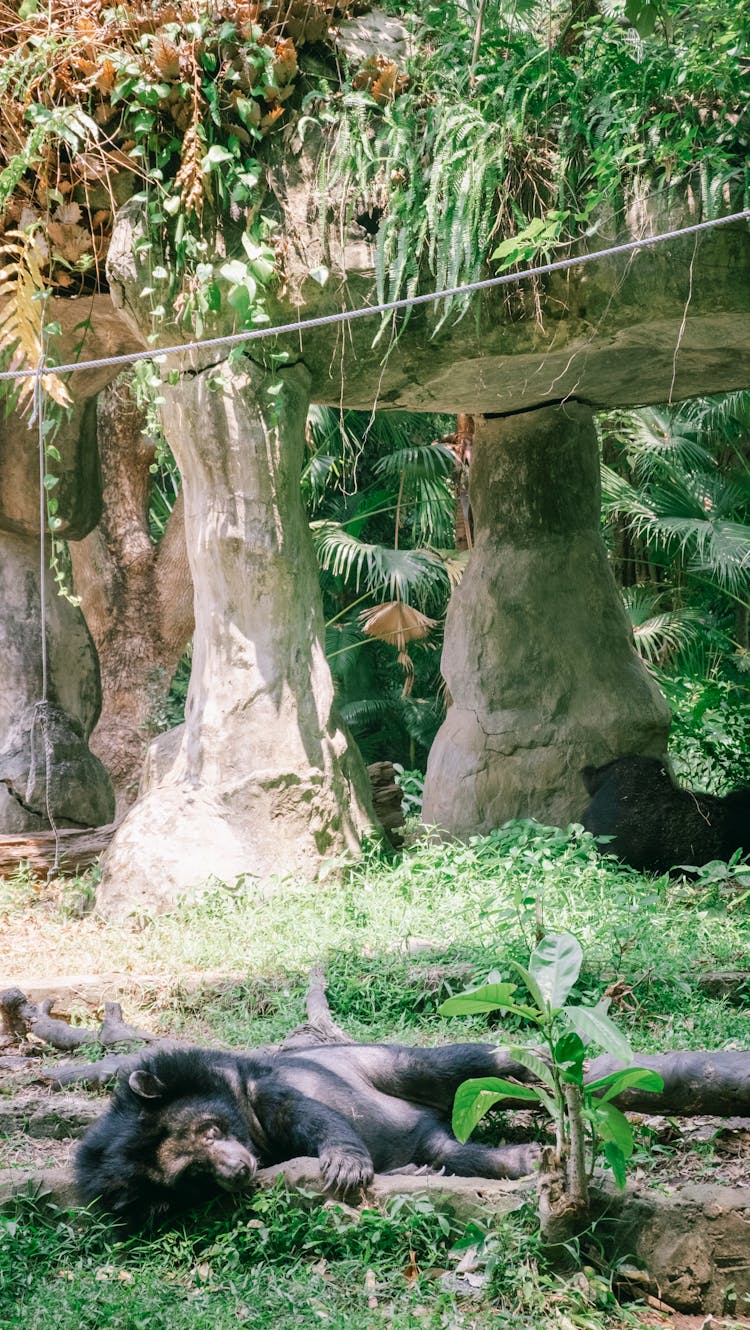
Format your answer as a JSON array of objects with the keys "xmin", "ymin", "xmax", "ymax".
[
  {"xmin": 581, "ymin": 755, "xmax": 750, "ymax": 875},
  {"xmin": 75, "ymin": 1042, "xmax": 540, "ymax": 1226}
]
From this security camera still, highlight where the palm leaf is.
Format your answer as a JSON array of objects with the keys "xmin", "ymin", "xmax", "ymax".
[{"xmin": 310, "ymin": 521, "xmax": 449, "ymax": 600}]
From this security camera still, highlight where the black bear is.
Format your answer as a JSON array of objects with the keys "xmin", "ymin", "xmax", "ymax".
[
  {"xmin": 581, "ymin": 755, "xmax": 750, "ymax": 875},
  {"xmin": 75, "ymin": 1041, "xmax": 540, "ymax": 1226}
]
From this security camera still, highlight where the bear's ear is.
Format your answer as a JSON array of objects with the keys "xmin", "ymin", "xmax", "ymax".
[{"xmin": 129, "ymin": 1069, "xmax": 166, "ymax": 1100}]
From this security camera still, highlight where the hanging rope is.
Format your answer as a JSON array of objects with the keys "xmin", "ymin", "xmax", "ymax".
[{"xmin": 27, "ymin": 352, "xmax": 62, "ymax": 879}]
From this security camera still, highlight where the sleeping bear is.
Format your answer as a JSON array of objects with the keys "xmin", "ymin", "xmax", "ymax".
[
  {"xmin": 581, "ymin": 755, "xmax": 750, "ymax": 875},
  {"xmin": 76, "ymin": 1041, "xmax": 540, "ymax": 1226}
]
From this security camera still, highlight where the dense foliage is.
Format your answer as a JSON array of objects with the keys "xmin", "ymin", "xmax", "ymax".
[{"xmin": 1, "ymin": 0, "xmax": 747, "ymax": 352}]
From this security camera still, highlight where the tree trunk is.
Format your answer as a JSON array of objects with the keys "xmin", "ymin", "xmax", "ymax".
[
  {"xmin": 70, "ymin": 375, "xmax": 193, "ymax": 815},
  {"xmin": 422, "ymin": 404, "xmax": 670, "ymax": 835},
  {"xmin": 96, "ymin": 355, "xmax": 375, "ymax": 919}
]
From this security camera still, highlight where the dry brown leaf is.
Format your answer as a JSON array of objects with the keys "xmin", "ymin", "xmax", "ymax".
[
  {"xmin": 359, "ymin": 601, "xmax": 438, "ymax": 698},
  {"xmin": 352, "ymin": 55, "xmax": 409, "ymax": 104},
  {"xmin": 359, "ymin": 601, "xmax": 438, "ymax": 649},
  {"xmin": 94, "ymin": 59, "xmax": 117, "ymax": 94},
  {"xmin": 151, "ymin": 33, "xmax": 181, "ymax": 79},
  {"xmin": 175, "ymin": 122, "xmax": 205, "ymax": 214},
  {"xmin": 271, "ymin": 37, "xmax": 297, "ymax": 85},
  {"xmin": 403, "ymin": 1251, "xmax": 420, "ymax": 1283},
  {"xmin": 47, "ymin": 223, "xmax": 92, "ymax": 263},
  {"xmin": 259, "ymin": 105, "xmax": 285, "ymax": 131},
  {"xmin": 0, "ymin": 234, "xmax": 72, "ymax": 411}
]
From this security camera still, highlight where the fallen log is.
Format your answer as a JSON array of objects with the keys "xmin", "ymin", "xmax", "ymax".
[
  {"xmin": 0, "ymin": 989, "xmax": 155, "ymax": 1053},
  {"xmin": 0, "ymin": 823, "xmax": 118, "ymax": 876},
  {"xmin": 44, "ymin": 1043, "xmax": 750, "ymax": 1116},
  {"xmin": 9, "ymin": 973, "xmax": 749, "ymax": 1118}
]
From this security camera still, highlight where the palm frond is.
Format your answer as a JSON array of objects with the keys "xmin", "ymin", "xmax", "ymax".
[
  {"xmin": 623, "ymin": 408, "xmax": 715, "ymax": 479},
  {"xmin": 646, "ymin": 515, "xmax": 750, "ymax": 592},
  {"xmin": 621, "ymin": 585, "xmax": 705, "ymax": 665},
  {"xmin": 374, "ymin": 441, "xmax": 457, "ymax": 482},
  {"xmin": 310, "ymin": 520, "xmax": 449, "ymax": 601},
  {"xmin": 600, "ymin": 464, "xmax": 657, "ymax": 522}
]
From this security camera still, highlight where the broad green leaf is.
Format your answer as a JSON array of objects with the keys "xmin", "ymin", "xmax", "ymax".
[
  {"xmin": 308, "ymin": 265, "xmax": 329, "ymax": 288},
  {"xmin": 555, "ymin": 1031, "xmax": 585, "ymax": 1084},
  {"xmin": 604, "ymin": 1141, "xmax": 628, "ymax": 1189},
  {"xmin": 202, "ymin": 144, "xmax": 235, "ymax": 168},
  {"xmin": 586, "ymin": 1067, "xmax": 664, "ymax": 1102},
  {"xmin": 565, "ymin": 1001, "xmax": 633, "ymax": 1062},
  {"xmin": 507, "ymin": 960, "xmax": 546, "ymax": 1013},
  {"xmin": 503, "ymin": 1045, "xmax": 555, "ymax": 1091},
  {"xmin": 590, "ymin": 1101, "xmax": 633, "ymax": 1158},
  {"xmin": 220, "ymin": 259, "xmax": 250, "ymax": 286},
  {"xmin": 528, "ymin": 933, "xmax": 583, "ymax": 1009},
  {"xmin": 438, "ymin": 982, "xmax": 526, "ymax": 1017},
  {"xmin": 452, "ymin": 1077, "xmax": 542, "ymax": 1143},
  {"xmin": 624, "ymin": 0, "xmax": 660, "ymax": 36}
]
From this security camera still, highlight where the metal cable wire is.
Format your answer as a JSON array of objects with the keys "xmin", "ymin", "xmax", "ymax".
[{"xmin": 0, "ymin": 209, "xmax": 748, "ymax": 384}]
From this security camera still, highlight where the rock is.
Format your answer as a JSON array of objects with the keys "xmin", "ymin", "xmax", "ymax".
[
  {"xmin": 0, "ymin": 1094, "xmax": 101, "ymax": 1139},
  {"xmin": 422, "ymin": 405, "xmax": 669, "ymax": 834},
  {"xmin": 333, "ymin": 12, "xmax": 414, "ymax": 66},
  {"xmin": 0, "ymin": 528, "xmax": 114, "ymax": 834},
  {"xmin": 0, "ymin": 1166, "xmax": 79, "ymax": 1212},
  {"xmin": 0, "ymin": 703, "xmax": 114, "ymax": 831},
  {"xmin": 594, "ymin": 1181, "xmax": 750, "ymax": 1317},
  {"xmin": 95, "ymin": 357, "xmax": 375, "ymax": 919}
]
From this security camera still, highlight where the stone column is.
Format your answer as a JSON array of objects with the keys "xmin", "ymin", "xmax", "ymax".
[
  {"xmin": 97, "ymin": 354, "xmax": 374, "ymax": 918},
  {"xmin": 0, "ymin": 404, "xmax": 115, "ymax": 832},
  {"xmin": 422, "ymin": 403, "xmax": 670, "ymax": 835}
]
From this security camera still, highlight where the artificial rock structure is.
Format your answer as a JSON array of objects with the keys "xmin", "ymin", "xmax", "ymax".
[
  {"xmin": 2, "ymin": 112, "xmax": 750, "ymax": 907},
  {"xmin": 0, "ymin": 301, "xmax": 141, "ymax": 833},
  {"xmin": 97, "ymin": 350, "xmax": 374, "ymax": 917},
  {"xmin": 421, "ymin": 405, "xmax": 669, "ymax": 835}
]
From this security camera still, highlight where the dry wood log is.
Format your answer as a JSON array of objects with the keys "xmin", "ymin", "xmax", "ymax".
[
  {"xmin": 44, "ymin": 1043, "xmax": 750, "ymax": 1119},
  {"xmin": 47, "ymin": 1045, "xmax": 188, "ymax": 1088},
  {"xmin": 0, "ymin": 989, "xmax": 98, "ymax": 1051},
  {"xmin": 0, "ymin": 989, "xmax": 155, "ymax": 1053},
  {"xmin": 19, "ymin": 971, "xmax": 750, "ymax": 1119},
  {"xmin": 280, "ymin": 966, "xmax": 352, "ymax": 1049},
  {"xmin": 0, "ymin": 823, "xmax": 118, "ymax": 876}
]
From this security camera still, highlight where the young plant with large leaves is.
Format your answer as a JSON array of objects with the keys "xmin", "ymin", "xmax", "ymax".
[{"xmin": 439, "ymin": 932, "xmax": 663, "ymax": 1210}]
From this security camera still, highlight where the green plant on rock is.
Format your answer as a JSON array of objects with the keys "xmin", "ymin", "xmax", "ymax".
[
  {"xmin": 325, "ymin": 0, "xmax": 748, "ymax": 328},
  {"xmin": 439, "ymin": 931, "xmax": 663, "ymax": 1246}
]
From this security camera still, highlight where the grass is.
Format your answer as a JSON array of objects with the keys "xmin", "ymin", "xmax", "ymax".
[
  {"xmin": 1, "ymin": 1187, "xmax": 636, "ymax": 1330},
  {"xmin": 0, "ymin": 820, "xmax": 748, "ymax": 1329},
  {"xmin": 1, "ymin": 820, "xmax": 746, "ymax": 1049}
]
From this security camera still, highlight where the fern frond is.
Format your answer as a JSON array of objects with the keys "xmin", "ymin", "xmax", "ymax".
[{"xmin": 0, "ymin": 232, "xmax": 71, "ymax": 412}]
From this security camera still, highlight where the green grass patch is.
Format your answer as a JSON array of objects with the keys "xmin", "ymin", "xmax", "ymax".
[
  {"xmin": 1, "ymin": 821, "xmax": 747, "ymax": 1329},
  {"xmin": 1, "ymin": 1188, "xmax": 633, "ymax": 1330},
  {"xmin": 1, "ymin": 821, "xmax": 747, "ymax": 1053}
]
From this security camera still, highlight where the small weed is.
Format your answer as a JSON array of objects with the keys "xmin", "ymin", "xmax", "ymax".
[{"xmin": 0, "ymin": 860, "xmax": 44, "ymax": 922}]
